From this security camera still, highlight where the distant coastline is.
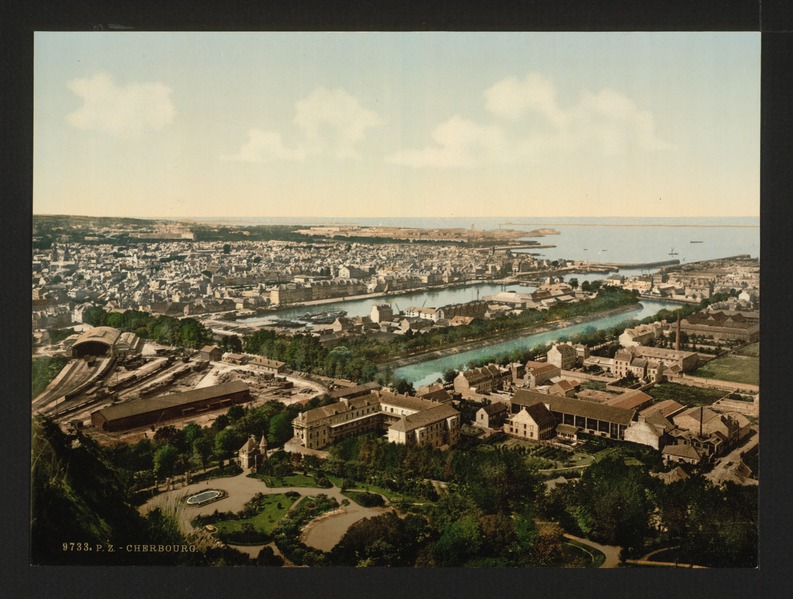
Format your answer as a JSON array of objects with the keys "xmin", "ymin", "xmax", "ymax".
[{"xmin": 503, "ymin": 222, "xmax": 758, "ymax": 229}]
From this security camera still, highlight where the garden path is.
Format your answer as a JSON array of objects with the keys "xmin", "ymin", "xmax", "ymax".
[
  {"xmin": 562, "ymin": 533, "xmax": 621, "ymax": 568},
  {"xmin": 141, "ymin": 471, "xmax": 388, "ymax": 550}
]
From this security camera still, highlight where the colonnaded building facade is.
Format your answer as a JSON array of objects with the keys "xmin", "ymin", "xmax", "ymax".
[{"xmin": 292, "ymin": 388, "xmax": 460, "ymax": 450}]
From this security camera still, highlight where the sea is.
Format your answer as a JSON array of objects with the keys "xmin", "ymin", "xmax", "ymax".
[{"xmin": 177, "ymin": 216, "xmax": 759, "ymax": 266}]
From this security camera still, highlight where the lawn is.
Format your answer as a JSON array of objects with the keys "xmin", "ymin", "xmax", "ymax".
[
  {"xmin": 647, "ymin": 382, "xmax": 726, "ymax": 407},
  {"xmin": 253, "ymin": 473, "xmax": 322, "ymax": 488},
  {"xmin": 692, "ymin": 354, "xmax": 759, "ymax": 386},
  {"xmin": 579, "ymin": 380, "xmax": 607, "ymax": 391},
  {"xmin": 213, "ymin": 493, "xmax": 297, "ymax": 540},
  {"xmin": 734, "ymin": 342, "xmax": 759, "ymax": 358},
  {"xmin": 357, "ymin": 483, "xmax": 418, "ymax": 504},
  {"xmin": 325, "ymin": 474, "xmax": 420, "ymax": 504},
  {"xmin": 489, "ymin": 438, "xmax": 596, "ymax": 471},
  {"xmin": 592, "ymin": 447, "xmax": 620, "ymax": 462},
  {"xmin": 325, "ymin": 474, "xmax": 346, "ymax": 488}
]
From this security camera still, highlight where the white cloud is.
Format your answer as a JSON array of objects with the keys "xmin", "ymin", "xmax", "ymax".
[
  {"xmin": 294, "ymin": 87, "xmax": 382, "ymax": 159},
  {"xmin": 386, "ymin": 115, "xmax": 505, "ymax": 168},
  {"xmin": 221, "ymin": 130, "xmax": 307, "ymax": 163},
  {"xmin": 572, "ymin": 88, "xmax": 674, "ymax": 154},
  {"xmin": 66, "ymin": 73, "xmax": 175, "ymax": 139},
  {"xmin": 394, "ymin": 73, "xmax": 673, "ymax": 168},
  {"xmin": 224, "ymin": 87, "xmax": 381, "ymax": 162},
  {"xmin": 485, "ymin": 73, "xmax": 566, "ymax": 126}
]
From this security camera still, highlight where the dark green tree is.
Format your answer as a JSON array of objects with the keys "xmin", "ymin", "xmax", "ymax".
[
  {"xmin": 153, "ymin": 444, "xmax": 178, "ymax": 480},
  {"xmin": 393, "ymin": 378, "xmax": 415, "ymax": 396},
  {"xmin": 267, "ymin": 412, "xmax": 294, "ymax": 447},
  {"xmin": 82, "ymin": 306, "xmax": 107, "ymax": 326},
  {"xmin": 214, "ymin": 428, "xmax": 244, "ymax": 462},
  {"xmin": 433, "ymin": 515, "xmax": 483, "ymax": 566},
  {"xmin": 193, "ymin": 436, "xmax": 214, "ymax": 471}
]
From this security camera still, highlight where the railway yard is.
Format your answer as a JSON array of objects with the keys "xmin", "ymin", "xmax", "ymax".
[{"xmin": 33, "ymin": 341, "xmax": 326, "ymax": 445}]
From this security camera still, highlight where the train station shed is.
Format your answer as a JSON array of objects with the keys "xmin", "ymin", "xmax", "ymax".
[
  {"xmin": 71, "ymin": 326, "xmax": 122, "ymax": 358},
  {"xmin": 90, "ymin": 381, "xmax": 251, "ymax": 432}
]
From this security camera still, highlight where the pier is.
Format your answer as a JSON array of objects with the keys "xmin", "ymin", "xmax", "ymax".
[{"xmin": 599, "ymin": 259, "xmax": 680, "ymax": 270}]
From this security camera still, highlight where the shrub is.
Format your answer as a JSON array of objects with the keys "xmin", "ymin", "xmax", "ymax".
[{"xmin": 351, "ymin": 491, "xmax": 385, "ymax": 508}]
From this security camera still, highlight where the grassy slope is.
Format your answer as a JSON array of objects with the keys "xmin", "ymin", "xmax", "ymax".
[
  {"xmin": 31, "ymin": 356, "xmax": 67, "ymax": 398},
  {"xmin": 31, "ymin": 417, "xmax": 187, "ymax": 565},
  {"xmin": 693, "ymin": 354, "xmax": 759, "ymax": 386}
]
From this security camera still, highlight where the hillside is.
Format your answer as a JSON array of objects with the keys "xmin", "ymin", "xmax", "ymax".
[{"xmin": 31, "ymin": 417, "xmax": 188, "ymax": 565}]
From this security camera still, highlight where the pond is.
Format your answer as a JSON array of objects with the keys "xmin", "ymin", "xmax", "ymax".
[{"xmin": 186, "ymin": 489, "xmax": 222, "ymax": 506}]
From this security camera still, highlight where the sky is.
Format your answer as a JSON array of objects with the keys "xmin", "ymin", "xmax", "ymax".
[{"xmin": 33, "ymin": 32, "xmax": 760, "ymax": 219}]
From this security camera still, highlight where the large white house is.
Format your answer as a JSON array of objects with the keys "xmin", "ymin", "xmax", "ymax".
[{"xmin": 292, "ymin": 389, "xmax": 461, "ymax": 450}]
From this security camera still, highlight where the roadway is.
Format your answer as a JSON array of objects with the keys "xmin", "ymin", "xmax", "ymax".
[{"xmin": 705, "ymin": 427, "xmax": 759, "ymax": 486}]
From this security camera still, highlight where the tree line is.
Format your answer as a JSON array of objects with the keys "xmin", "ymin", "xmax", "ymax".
[
  {"xmin": 104, "ymin": 400, "xmax": 302, "ymax": 497},
  {"xmin": 82, "ymin": 307, "xmax": 212, "ymax": 349}
]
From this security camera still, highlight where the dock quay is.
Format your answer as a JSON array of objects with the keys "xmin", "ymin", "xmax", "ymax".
[{"xmin": 599, "ymin": 259, "xmax": 681, "ymax": 270}]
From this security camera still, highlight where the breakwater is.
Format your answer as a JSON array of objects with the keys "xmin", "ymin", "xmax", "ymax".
[{"xmin": 600, "ymin": 259, "xmax": 680, "ymax": 269}]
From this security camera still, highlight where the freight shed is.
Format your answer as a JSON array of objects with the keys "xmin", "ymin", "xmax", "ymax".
[
  {"xmin": 90, "ymin": 381, "xmax": 251, "ymax": 432},
  {"xmin": 512, "ymin": 388, "xmax": 636, "ymax": 440},
  {"xmin": 71, "ymin": 326, "xmax": 122, "ymax": 358}
]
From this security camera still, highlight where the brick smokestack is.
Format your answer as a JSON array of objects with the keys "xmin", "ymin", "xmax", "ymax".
[{"xmin": 676, "ymin": 314, "xmax": 681, "ymax": 352}]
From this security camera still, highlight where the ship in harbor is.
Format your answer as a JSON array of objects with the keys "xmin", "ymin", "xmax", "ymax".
[{"xmin": 301, "ymin": 309, "xmax": 348, "ymax": 324}]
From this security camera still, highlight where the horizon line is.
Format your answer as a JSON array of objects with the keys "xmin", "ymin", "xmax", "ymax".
[{"xmin": 33, "ymin": 213, "xmax": 761, "ymax": 221}]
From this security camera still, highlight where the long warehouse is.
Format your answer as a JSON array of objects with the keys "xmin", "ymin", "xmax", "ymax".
[{"xmin": 90, "ymin": 381, "xmax": 251, "ymax": 432}]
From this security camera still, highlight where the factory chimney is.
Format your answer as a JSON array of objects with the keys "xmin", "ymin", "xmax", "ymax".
[{"xmin": 675, "ymin": 314, "xmax": 681, "ymax": 352}]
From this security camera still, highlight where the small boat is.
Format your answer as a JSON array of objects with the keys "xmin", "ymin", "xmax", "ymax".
[
  {"xmin": 690, "ymin": 240, "xmax": 704, "ymax": 243},
  {"xmin": 669, "ymin": 247, "xmax": 678, "ymax": 256},
  {"xmin": 302, "ymin": 309, "xmax": 348, "ymax": 324}
]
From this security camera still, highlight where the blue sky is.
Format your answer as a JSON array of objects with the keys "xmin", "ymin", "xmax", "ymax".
[{"xmin": 34, "ymin": 32, "xmax": 760, "ymax": 219}]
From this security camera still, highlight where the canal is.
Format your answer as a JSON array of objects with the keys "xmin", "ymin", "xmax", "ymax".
[
  {"xmin": 234, "ymin": 270, "xmax": 641, "ymax": 326},
  {"xmin": 393, "ymin": 300, "xmax": 678, "ymax": 388}
]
